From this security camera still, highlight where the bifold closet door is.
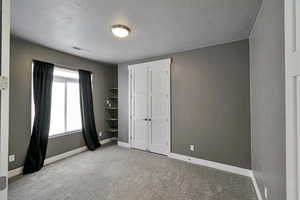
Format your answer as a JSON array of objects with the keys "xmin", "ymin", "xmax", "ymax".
[{"xmin": 131, "ymin": 65, "xmax": 149, "ymax": 150}]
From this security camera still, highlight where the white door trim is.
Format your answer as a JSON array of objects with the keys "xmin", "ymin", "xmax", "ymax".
[
  {"xmin": 128, "ymin": 58, "xmax": 171, "ymax": 155},
  {"xmin": 0, "ymin": 0, "xmax": 10, "ymax": 199},
  {"xmin": 285, "ymin": 0, "xmax": 300, "ymax": 199}
]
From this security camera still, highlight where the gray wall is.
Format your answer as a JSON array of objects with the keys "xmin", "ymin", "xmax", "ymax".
[
  {"xmin": 118, "ymin": 40, "xmax": 251, "ymax": 169},
  {"xmin": 9, "ymin": 36, "xmax": 115, "ymax": 170},
  {"xmin": 249, "ymin": 0, "xmax": 286, "ymax": 199}
]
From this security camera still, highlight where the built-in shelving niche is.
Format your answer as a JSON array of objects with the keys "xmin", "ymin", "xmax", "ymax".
[{"xmin": 105, "ymin": 88, "xmax": 118, "ymax": 137}]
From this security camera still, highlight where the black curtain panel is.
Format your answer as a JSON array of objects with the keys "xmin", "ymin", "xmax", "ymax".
[
  {"xmin": 23, "ymin": 60, "xmax": 54, "ymax": 175},
  {"xmin": 79, "ymin": 70, "xmax": 101, "ymax": 150}
]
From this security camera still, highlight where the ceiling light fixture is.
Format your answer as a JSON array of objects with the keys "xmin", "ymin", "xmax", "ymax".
[{"xmin": 111, "ymin": 24, "xmax": 131, "ymax": 38}]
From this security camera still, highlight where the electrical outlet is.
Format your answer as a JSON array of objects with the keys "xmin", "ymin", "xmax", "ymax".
[
  {"xmin": 9, "ymin": 155, "xmax": 15, "ymax": 162},
  {"xmin": 190, "ymin": 145, "xmax": 195, "ymax": 152},
  {"xmin": 264, "ymin": 186, "xmax": 268, "ymax": 199}
]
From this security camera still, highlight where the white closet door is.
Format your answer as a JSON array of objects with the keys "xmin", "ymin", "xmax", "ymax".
[
  {"xmin": 131, "ymin": 65, "xmax": 149, "ymax": 150},
  {"xmin": 129, "ymin": 59, "xmax": 170, "ymax": 155},
  {"xmin": 148, "ymin": 61, "xmax": 170, "ymax": 155}
]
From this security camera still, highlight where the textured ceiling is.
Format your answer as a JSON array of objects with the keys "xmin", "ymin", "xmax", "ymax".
[{"xmin": 11, "ymin": 0, "xmax": 261, "ymax": 64}]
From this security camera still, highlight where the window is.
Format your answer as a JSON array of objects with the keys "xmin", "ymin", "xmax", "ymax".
[
  {"xmin": 49, "ymin": 67, "xmax": 82, "ymax": 136},
  {"xmin": 32, "ymin": 67, "xmax": 82, "ymax": 137}
]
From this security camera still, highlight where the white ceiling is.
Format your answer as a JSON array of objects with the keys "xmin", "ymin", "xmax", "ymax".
[{"xmin": 12, "ymin": 0, "xmax": 261, "ymax": 64}]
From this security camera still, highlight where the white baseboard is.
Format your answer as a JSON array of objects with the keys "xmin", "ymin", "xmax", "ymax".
[
  {"xmin": 117, "ymin": 141, "xmax": 130, "ymax": 148},
  {"xmin": 168, "ymin": 152, "xmax": 252, "ymax": 177},
  {"xmin": 101, "ymin": 137, "xmax": 117, "ymax": 145},
  {"xmin": 44, "ymin": 146, "xmax": 87, "ymax": 166},
  {"xmin": 8, "ymin": 137, "xmax": 117, "ymax": 178},
  {"xmin": 8, "ymin": 167, "xmax": 23, "ymax": 178},
  {"xmin": 250, "ymin": 171, "xmax": 263, "ymax": 200}
]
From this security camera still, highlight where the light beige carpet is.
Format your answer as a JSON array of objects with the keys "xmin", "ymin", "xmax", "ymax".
[{"xmin": 9, "ymin": 144, "xmax": 257, "ymax": 200}]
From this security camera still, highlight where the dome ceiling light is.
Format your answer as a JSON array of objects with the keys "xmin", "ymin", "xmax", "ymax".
[{"xmin": 111, "ymin": 24, "xmax": 131, "ymax": 38}]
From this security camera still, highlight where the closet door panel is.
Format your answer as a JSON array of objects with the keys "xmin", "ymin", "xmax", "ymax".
[
  {"xmin": 149, "ymin": 63, "xmax": 170, "ymax": 155},
  {"xmin": 132, "ymin": 66, "xmax": 148, "ymax": 150}
]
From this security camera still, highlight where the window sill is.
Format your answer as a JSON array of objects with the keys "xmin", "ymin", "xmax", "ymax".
[{"xmin": 49, "ymin": 130, "xmax": 82, "ymax": 139}]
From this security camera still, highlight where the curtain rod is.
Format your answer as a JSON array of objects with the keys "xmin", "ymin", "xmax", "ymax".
[{"xmin": 32, "ymin": 59, "xmax": 92, "ymax": 73}]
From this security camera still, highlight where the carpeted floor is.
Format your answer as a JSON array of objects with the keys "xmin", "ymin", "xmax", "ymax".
[{"xmin": 8, "ymin": 144, "xmax": 257, "ymax": 200}]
